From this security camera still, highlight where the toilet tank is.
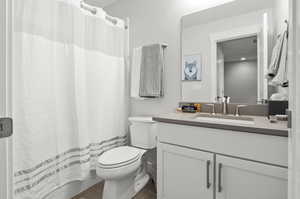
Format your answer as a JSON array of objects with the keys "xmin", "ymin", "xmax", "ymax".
[{"xmin": 128, "ymin": 117, "xmax": 157, "ymax": 149}]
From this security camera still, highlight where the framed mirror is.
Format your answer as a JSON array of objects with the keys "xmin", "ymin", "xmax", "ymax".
[{"xmin": 181, "ymin": 0, "xmax": 289, "ymax": 104}]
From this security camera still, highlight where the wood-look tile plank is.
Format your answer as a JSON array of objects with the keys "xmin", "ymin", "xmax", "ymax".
[{"xmin": 73, "ymin": 181, "xmax": 156, "ymax": 199}]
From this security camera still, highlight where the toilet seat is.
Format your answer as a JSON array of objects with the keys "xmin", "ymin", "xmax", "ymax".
[{"xmin": 98, "ymin": 146, "xmax": 141, "ymax": 169}]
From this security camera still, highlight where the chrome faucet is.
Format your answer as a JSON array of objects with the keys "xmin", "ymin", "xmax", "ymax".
[
  {"xmin": 235, "ymin": 105, "xmax": 247, "ymax": 116},
  {"xmin": 206, "ymin": 104, "xmax": 216, "ymax": 115},
  {"xmin": 206, "ymin": 96, "xmax": 223, "ymax": 115},
  {"xmin": 222, "ymin": 96, "xmax": 230, "ymax": 115}
]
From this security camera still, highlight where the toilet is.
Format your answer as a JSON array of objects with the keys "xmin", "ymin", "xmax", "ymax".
[{"xmin": 96, "ymin": 117, "xmax": 156, "ymax": 199}]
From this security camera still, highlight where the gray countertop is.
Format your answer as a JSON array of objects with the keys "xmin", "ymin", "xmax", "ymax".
[{"xmin": 153, "ymin": 112, "xmax": 289, "ymax": 137}]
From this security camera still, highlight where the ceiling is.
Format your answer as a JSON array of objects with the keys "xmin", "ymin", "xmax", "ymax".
[
  {"xmin": 220, "ymin": 36, "xmax": 258, "ymax": 62},
  {"xmin": 85, "ymin": 0, "xmax": 119, "ymax": 7},
  {"xmin": 182, "ymin": 0, "xmax": 275, "ymax": 28}
]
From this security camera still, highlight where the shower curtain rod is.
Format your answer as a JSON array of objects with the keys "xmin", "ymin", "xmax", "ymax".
[{"xmin": 80, "ymin": 1, "xmax": 128, "ymax": 29}]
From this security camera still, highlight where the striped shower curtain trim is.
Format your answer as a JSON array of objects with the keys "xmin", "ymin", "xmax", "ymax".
[
  {"xmin": 14, "ymin": 135, "xmax": 127, "ymax": 194},
  {"xmin": 14, "ymin": 139, "xmax": 125, "ymax": 184}
]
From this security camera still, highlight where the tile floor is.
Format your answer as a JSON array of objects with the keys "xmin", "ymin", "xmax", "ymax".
[{"xmin": 72, "ymin": 180, "xmax": 156, "ymax": 199}]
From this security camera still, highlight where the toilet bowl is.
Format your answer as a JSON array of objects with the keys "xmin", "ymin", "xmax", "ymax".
[
  {"xmin": 96, "ymin": 146, "xmax": 149, "ymax": 199},
  {"xmin": 96, "ymin": 117, "xmax": 156, "ymax": 199}
]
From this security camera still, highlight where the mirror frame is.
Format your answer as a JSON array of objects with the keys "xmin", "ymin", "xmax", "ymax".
[{"xmin": 180, "ymin": 7, "xmax": 272, "ymax": 103}]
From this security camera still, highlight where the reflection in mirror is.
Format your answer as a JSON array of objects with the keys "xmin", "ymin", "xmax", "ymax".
[
  {"xmin": 217, "ymin": 36, "xmax": 258, "ymax": 104},
  {"xmin": 181, "ymin": 0, "xmax": 289, "ymax": 104}
]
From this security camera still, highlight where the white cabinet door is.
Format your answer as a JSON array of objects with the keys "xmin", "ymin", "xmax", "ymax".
[
  {"xmin": 216, "ymin": 155, "xmax": 288, "ymax": 199},
  {"xmin": 157, "ymin": 143, "xmax": 214, "ymax": 199}
]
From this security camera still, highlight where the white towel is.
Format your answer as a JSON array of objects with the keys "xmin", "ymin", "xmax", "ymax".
[
  {"xmin": 131, "ymin": 47, "xmax": 142, "ymax": 98},
  {"xmin": 266, "ymin": 34, "xmax": 285, "ymax": 79},
  {"xmin": 269, "ymin": 31, "xmax": 288, "ymax": 86},
  {"xmin": 267, "ymin": 31, "xmax": 289, "ymax": 87},
  {"xmin": 270, "ymin": 92, "xmax": 288, "ymax": 101}
]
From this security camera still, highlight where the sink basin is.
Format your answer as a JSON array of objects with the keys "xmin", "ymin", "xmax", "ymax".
[{"xmin": 195, "ymin": 114, "xmax": 255, "ymax": 125}]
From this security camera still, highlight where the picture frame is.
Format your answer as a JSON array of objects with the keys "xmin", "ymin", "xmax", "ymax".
[{"xmin": 182, "ymin": 54, "xmax": 202, "ymax": 81}]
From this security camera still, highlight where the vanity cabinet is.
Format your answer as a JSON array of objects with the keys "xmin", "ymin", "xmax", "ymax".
[
  {"xmin": 156, "ymin": 123, "xmax": 288, "ymax": 199},
  {"xmin": 158, "ymin": 142, "xmax": 288, "ymax": 199}
]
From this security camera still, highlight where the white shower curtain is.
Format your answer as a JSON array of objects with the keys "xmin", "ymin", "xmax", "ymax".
[{"xmin": 12, "ymin": 0, "xmax": 128, "ymax": 198}]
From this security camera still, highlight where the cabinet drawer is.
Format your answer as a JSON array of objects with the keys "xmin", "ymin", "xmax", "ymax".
[{"xmin": 157, "ymin": 123, "xmax": 288, "ymax": 167}]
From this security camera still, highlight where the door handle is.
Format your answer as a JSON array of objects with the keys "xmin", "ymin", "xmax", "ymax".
[
  {"xmin": 286, "ymin": 109, "xmax": 292, "ymax": 128},
  {"xmin": 0, "ymin": 118, "xmax": 13, "ymax": 139},
  {"xmin": 218, "ymin": 163, "xmax": 223, "ymax": 192},
  {"xmin": 206, "ymin": 160, "xmax": 211, "ymax": 189}
]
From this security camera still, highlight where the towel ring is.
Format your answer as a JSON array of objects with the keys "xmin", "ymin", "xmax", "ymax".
[{"xmin": 284, "ymin": 20, "xmax": 289, "ymax": 37}]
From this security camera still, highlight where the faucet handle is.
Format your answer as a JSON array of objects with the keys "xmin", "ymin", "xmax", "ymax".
[
  {"xmin": 223, "ymin": 96, "xmax": 231, "ymax": 103},
  {"xmin": 215, "ymin": 96, "xmax": 222, "ymax": 103},
  {"xmin": 235, "ymin": 105, "xmax": 247, "ymax": 116}
]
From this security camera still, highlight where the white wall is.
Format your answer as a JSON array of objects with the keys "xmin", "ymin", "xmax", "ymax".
[
  {"xmin": 0, "ymin": 1, "xmax": 7, "ymax": 198},
  {"xmin": 104, "ymin": 0, "xmax": 234, "ymax": 116},
  {"xmin": 181, "ymin": 9, "xmax": 271, "ymax": 101},
  {"xmin": 0, "ymin": 0, "xmax": 6, "ymax": 116},
  {"xmin": 274, "ymin": 0, "xmax": 289, "ymax": 33},
  {"xmin": 0, "ymin": 2, "xmax": 13, "ymax": 199}
]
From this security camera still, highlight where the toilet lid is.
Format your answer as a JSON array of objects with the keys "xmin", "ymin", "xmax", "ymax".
[{"xmin": 98, "ymin": 146, "xmax": 141, "ymax": 168}]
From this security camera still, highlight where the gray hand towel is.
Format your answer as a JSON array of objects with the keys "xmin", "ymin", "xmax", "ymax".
[{"xmin": 139, "ymin": 44, "xmax": 164, "ymax": 98}]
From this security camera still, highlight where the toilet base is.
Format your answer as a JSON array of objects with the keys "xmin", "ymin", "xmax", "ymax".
[
  {"xmin": 103, "ymin": 175, "xmax": 135, "ymax": 199},
  {"xmin": 102, "ymin": 171, "xmax": 150, "ymax": 199}
]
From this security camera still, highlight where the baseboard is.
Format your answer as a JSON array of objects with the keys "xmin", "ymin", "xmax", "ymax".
[{"xmin": 45, "ymin": 171, "xmax": 102, "ymax": 199}]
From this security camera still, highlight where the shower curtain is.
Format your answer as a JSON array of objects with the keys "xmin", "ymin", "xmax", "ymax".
[{"xmin": 12, "ymin": 0, "xmax": 128, "ymax": 198}]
